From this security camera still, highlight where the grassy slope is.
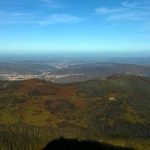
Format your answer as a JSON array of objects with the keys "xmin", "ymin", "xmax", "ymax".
[{"xmin": 0, "ymin": 74, "xmax": 150, "ymax": 149}]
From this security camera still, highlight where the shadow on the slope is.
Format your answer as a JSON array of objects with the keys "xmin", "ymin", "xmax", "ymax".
[{"xmin": 43, "ymin": 137, "xmax": 134, "ymax": 150}]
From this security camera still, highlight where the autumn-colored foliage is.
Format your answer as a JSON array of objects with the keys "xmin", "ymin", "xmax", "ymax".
[{"xmin": 0, "ymin": 75, "xmax": 150, "ymax": 150}]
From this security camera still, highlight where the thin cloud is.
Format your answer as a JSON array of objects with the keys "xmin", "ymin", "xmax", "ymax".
[
  {"xmin": 0, "ymin": 11, "xmax": 41, "ymax": 24},
  {"xmin": 122, "ymin": 1, "xmax": 150, "ymax": 10},
  {"xmin": 0, "ymin": 11, "xmax": 82, "ymax": 25},
  {"xmin": 95, "ymin": 1, "xmax": 150, "ymax": 22},
  {"xmin": 95, "ymin": 7, "xmax": 123, "ymax": 14},
  {"xmin": 38, "ymin": 14, "xmax": 81, "ymax": 25},
  {"xmin": 107, "ymin": 12, "xmax": 147, "ymax": 21},
  {"xmin": 0, "ymin": 0, "xmax": 69, "ymax": 25},
  {"xmin": 0, "ymin": 0, "xmax": 64, "ymax": 11},
  {"xmin": 122, "ymin": 1, "xmax": 139, "ymax": 8}
]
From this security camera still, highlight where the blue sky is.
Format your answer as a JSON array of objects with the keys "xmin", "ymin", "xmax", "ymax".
[{"xmin": 0, "ymin": 0, "xmax": 150, "ymax": 54}]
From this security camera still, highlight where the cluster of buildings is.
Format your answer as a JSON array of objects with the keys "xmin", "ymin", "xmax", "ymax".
[
  {"xmin": 0, "ymin": 73, "xmax": 38, "ymax": 81},
  {"xmin": 0, "ymin": 72, "xmax": 84, "ymax": 81}
]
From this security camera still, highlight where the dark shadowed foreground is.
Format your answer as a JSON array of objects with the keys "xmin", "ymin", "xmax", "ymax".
[{"xmin": 43, "ymin": 138, "xmax": 134, "ymax": 150}]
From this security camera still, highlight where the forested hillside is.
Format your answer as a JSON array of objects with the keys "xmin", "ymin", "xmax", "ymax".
[{"xmin": 0, "ymin": 74, "xmax": 150, "ymax": 150}]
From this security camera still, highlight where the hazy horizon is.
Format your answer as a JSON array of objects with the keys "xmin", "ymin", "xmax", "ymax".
[{"xmin": 0, "ymin": 51, "xmax": 150, "ymax": 57}]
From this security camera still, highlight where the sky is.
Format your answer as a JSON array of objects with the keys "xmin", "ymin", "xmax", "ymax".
[{"xmin": 0, "ymin": 0, "xmax": 150, "ymax": 54}]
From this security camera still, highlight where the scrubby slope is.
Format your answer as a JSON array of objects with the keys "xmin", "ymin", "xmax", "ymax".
[{"xmin": 0, "ymin": 74, "xmax": 150, "ymax": 149}]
